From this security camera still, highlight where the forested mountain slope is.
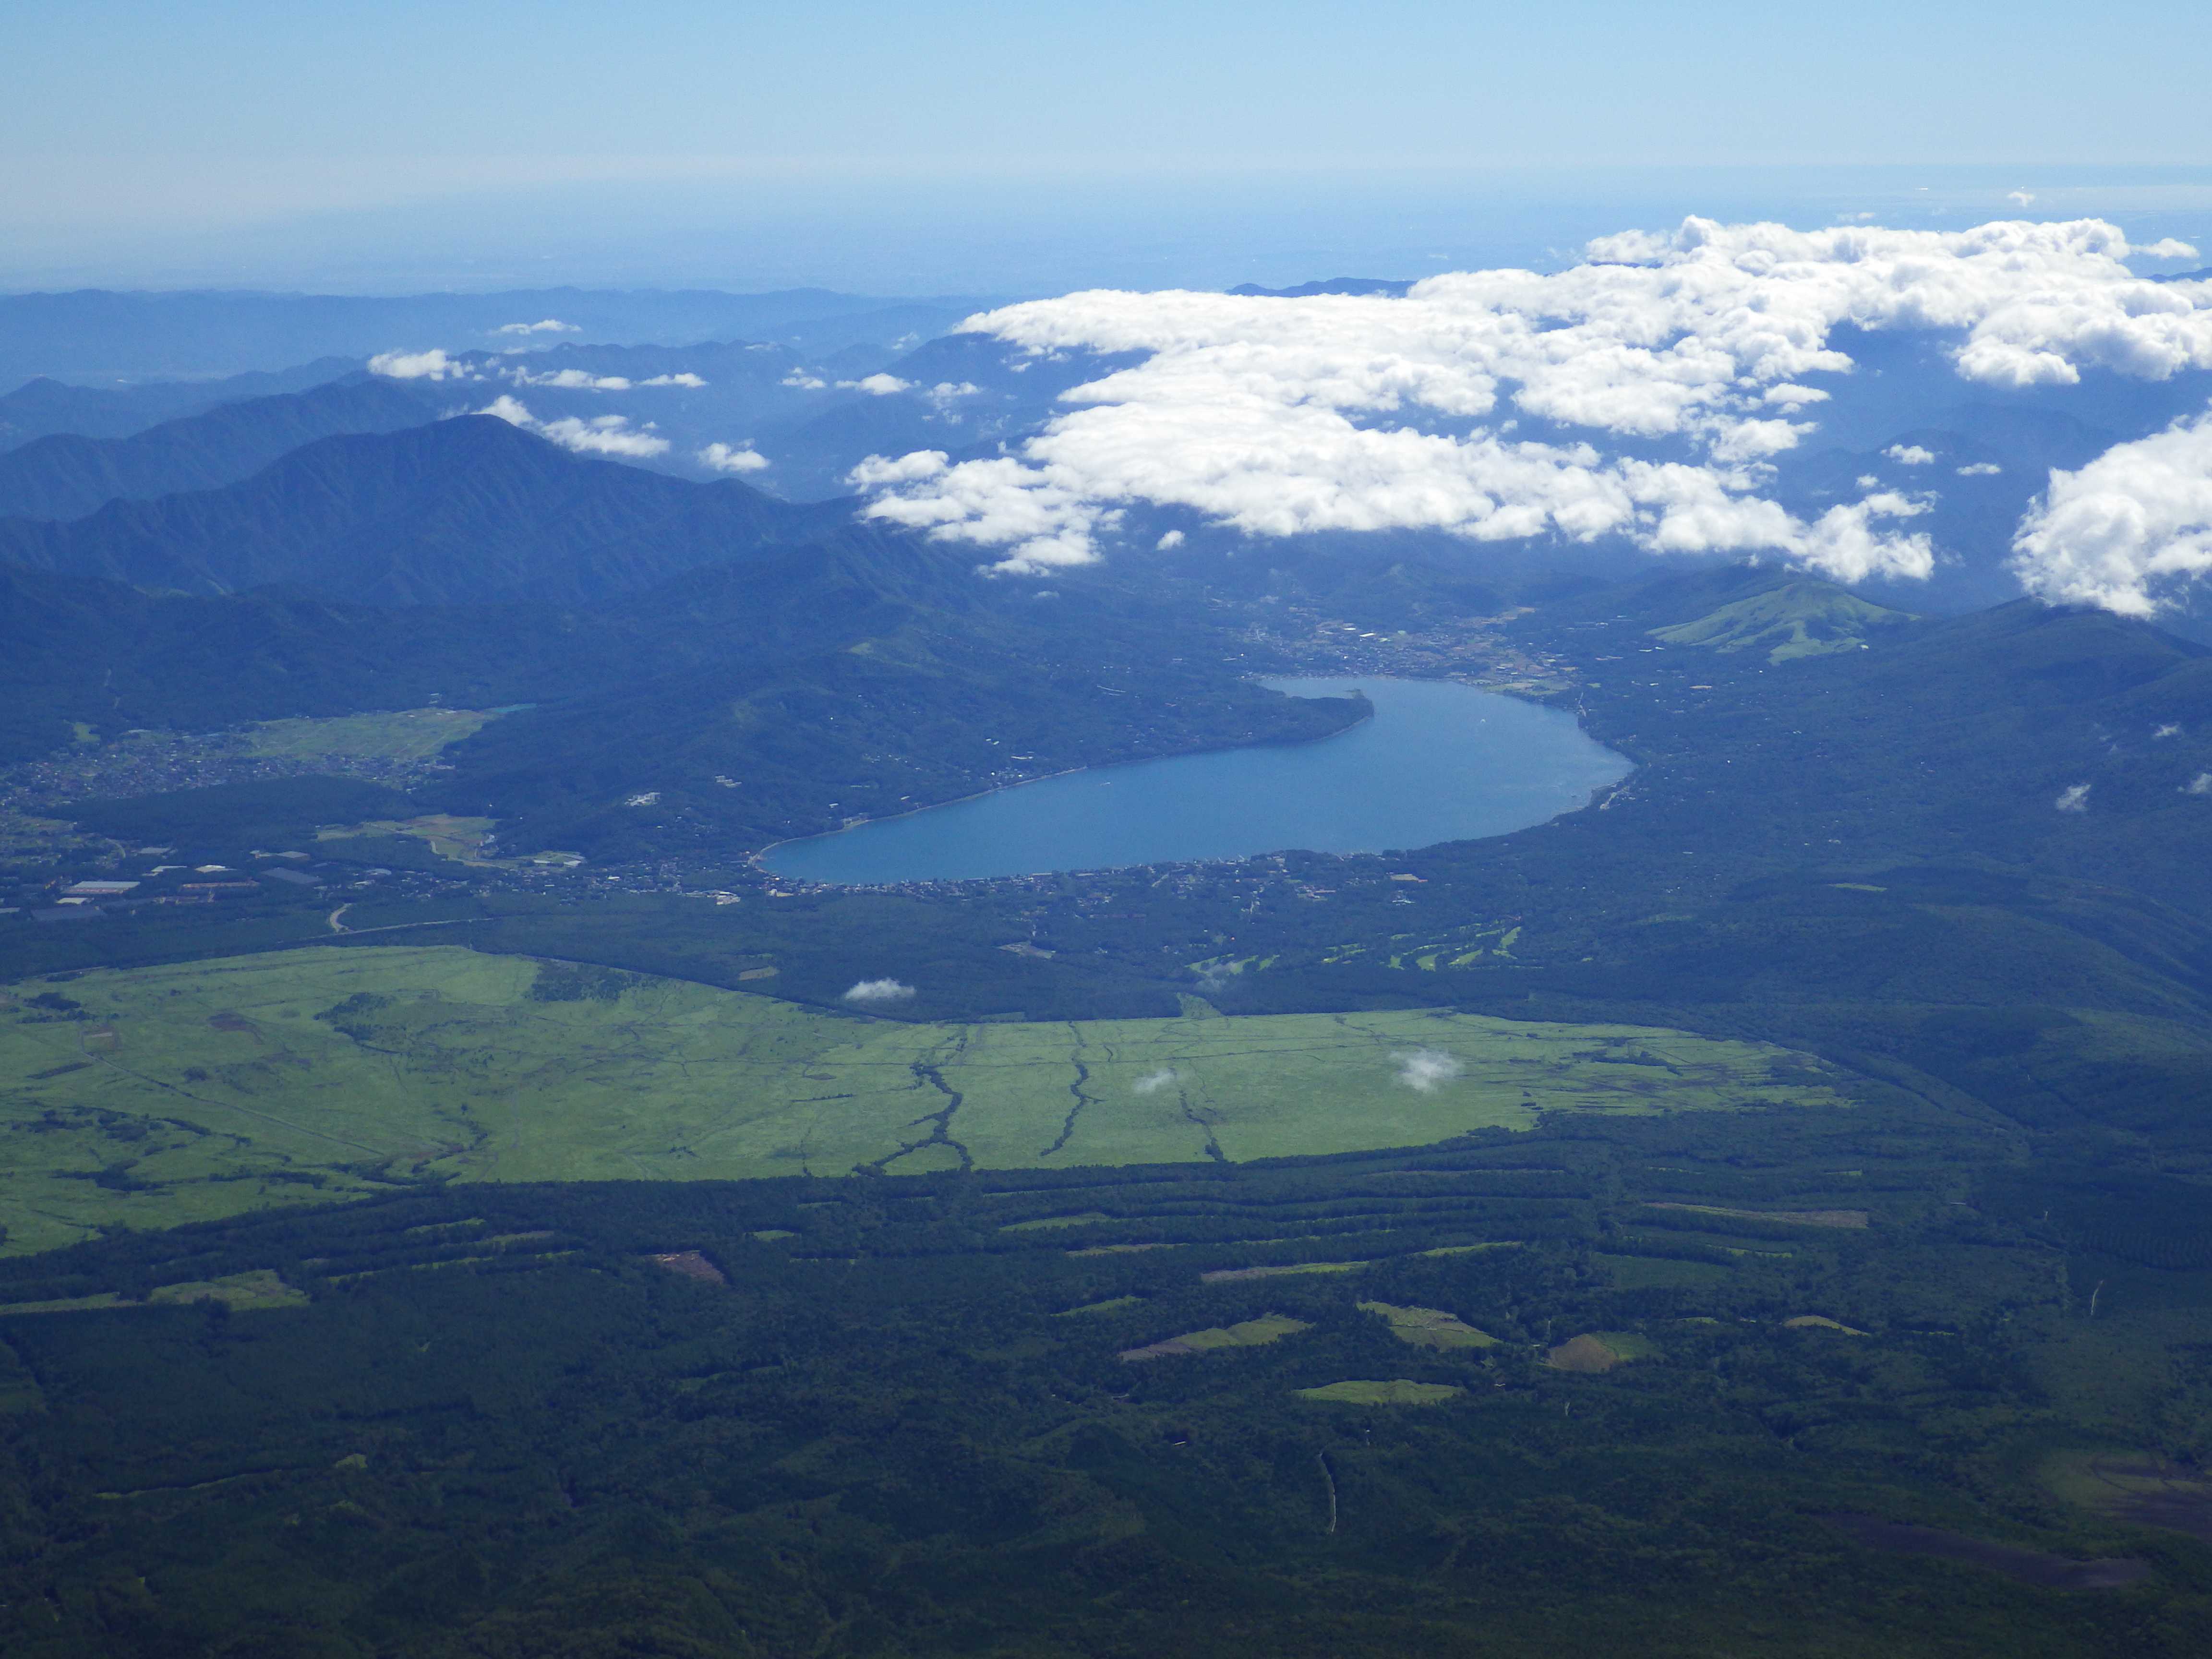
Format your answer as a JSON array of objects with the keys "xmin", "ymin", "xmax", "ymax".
[
  {"xmin": 0, "ymin": 416, "xmax": 852, "ymax": 603},
  {"xmin": 0, "ymin": 375, "xmax": 441, "ymax": 521}
]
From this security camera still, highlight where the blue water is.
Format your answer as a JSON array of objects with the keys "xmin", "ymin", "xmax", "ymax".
[{"xmin": 760, "ymin": 676, "xmax": 1632, "ymax": 885}]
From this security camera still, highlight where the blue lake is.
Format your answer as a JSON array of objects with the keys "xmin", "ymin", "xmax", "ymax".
[{"xmin": 759, "ymin": 676, "xmax": 1633, "ymax": 885}]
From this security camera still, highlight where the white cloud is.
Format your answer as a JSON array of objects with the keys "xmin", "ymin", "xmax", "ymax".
[
  {"xmin": 841, "ymin": 373, "xmax": 912, "ymax": 396},
  {"xmin": 507, "ymin": 367, "xmax": 632, "ymax": 390},
  {"xmin": 2154, "ymin": 723, "xmax": 2182, "ymax": 738},
  {"xmin": 2056, "ymin": 783, "xmax": 2092, "ymax": 812},
  {"xmin": 1156, "ymin": 529, "xmax": 1186, "ymax": 550},
  {"xmin": 499, "ymin": 366, "xmax": 700, "ymax": 391},
  {"xmin": 493, "ymin": 318, "xmax": 579, "ymax": 336},
  {"xmin": 1131, "ymin": 1067, "xmax": 1179, "ymax": 1095},
  {"xmin": 1394, "ymin": 1048, "xmax": 1464, "ymax": 1093},
  {"xmin": 853, "ymin": 217, "xmax": 2212, "ymax": 583},
  {"xmin": 698, "ymin": 441, "xmax": 769, "ymax": 474},
  {"xmin": 476, "ymin": 396, "xmax": 670, "ymax": 459},
  {"xmin": 1957, "ymin": 462, "xmax": 2003, "ymax": 476},
  {"xmin": 2012, "ymin": 407, "xmax": 2212, "ymax": 614},
  {"xmin": 370, "ymin": 347, "xmax": 475, "ymax": 381},
  {"xmin": 781, "ymin": 372, "xmax": 828, "ymax": 389},
  {"xmin": 2188, "ymin": 772, "xmax": 2212, "ymax": 794},
  {"xmin": 2008, "ymin": 190, "xmax": 2037, "ymax": 207},
  {"xmin": 1885, "ymin": 444, "xmax": 1936, "ymax": 465},
  {"xmin": 848, "ymin": 450, "xmax": 951, "ymax": 488},
  {"xmin": 842, "ymin": 978, "xmax": 916, "ymax": 1004}
]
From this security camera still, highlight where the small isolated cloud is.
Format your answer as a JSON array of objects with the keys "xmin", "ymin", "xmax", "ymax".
[
  {"xmin": 698, "ymin": 441, "xmax": 769, "ymax": 474},
  {"xmin": 1885, "ymin": 444, "xmax": 1937, "ymax": 466},
  {"xmin": 2012, "ymin": 408, "xmax": 2212, "ymax": 615},
  {"xmin": 842, "ymin": 978, "xmax": 916, "ymax": 1004},
  {"xmin": 848, "ymin": 450, "xmax": 950, "ymax": 489},
  {"xmin": 477, "ymin": 396, "xmax": 670, "ymax": 458},
  {"xmin": 2188, "ymin": 772, "xmax": 2212, "ymax": 794},
  {"xmin": 841, "ymin": 373, "xmax": 913, "ymax": 396},
  {"xmin": 1957, "ymin": 462, "xmax": 2003, "ymax": 476},
  {"xmin": 370, "ymin": 347, "xmax": 475, "ymax": 381},
  {"xmin": 1131, "ymin": 1067, "xmax": 1179, "ymax": 1095},
  {"xmin": 2008, "ymin": 190, "xmax": 2037, "ymax": 208},
  {"xmin": 507, "ymin": 367, "xmax": 631, "ymax": 390},
  {"xmin": 2056, "ymin": 782, "xmax": 2092, "ymax": 812},
  {"xmin": 2154, "ymin": 723, "xmax": 2182, "ymax": 738},
  {"xmin": 1393, "ymin": 1048, "xmax": 1464, "ymax": 1092},
  {"xmin": 781, "ymin": 372, "xmax": 828, "ymax": 389},
  {"xmin": 1156, "ymin": 529, "xmax": 1186, "ymax": 550},
  {"xmin": 641, "ymin": 373, "xmax": 707, "ymax": 388},
  {"xmin": 493, "ymin": 318, "xmax": 578, "ymax": 336}
]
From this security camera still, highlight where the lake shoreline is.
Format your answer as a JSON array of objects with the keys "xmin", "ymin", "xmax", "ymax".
[
  {"xmin": 759, "ymin": 676, "xmax": 1628, "ymax": 886},
  {"xmin": 748, "ymin": 685, "xmax": 1376, "ymax": 875}
]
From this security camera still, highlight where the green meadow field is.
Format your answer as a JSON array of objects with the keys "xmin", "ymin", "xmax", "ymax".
[{"xmin": 0, "ymin": 945, "xmax": 1850, "ymax": 1252}]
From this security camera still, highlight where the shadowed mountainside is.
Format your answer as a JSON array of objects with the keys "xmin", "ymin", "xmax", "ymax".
[{"xmin": 0, "ymin": 415, "xmax": 855, "ymax": 604}]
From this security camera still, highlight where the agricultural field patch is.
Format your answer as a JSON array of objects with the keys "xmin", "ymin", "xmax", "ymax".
[
  {"xmin": 0, "ymin": 1268, "xmax": 303, "ymax": 1316},
  {"xmin": 1358, "ymin": 1300, "xmax": 1498, "ymax": 1348},
  {"xmin": 1643, "ymin": 1203, "xmax": 1869, "ymax": 1228},
  {"xmin": 1119, "ymin": 1314, "xmax": 1310, "ymax": 1361},
  {"xmin": 1296, "ymin": 1379, "xmax": 1466, "ymax": 1405},
  {"xmin": 243, "ymin": 707, "xmax": 498, "ymax": 766},
  {"xmin": 1546, "ymin": 1331, "xmax": 1659, "ymax": 1372},
  {"xmin": 0, "ymin": 944, "xmax": 1854, "ymax": 1252},
  {"xmin": 1595, "ymin": 1253, "xmax": 1736, "ymax": 1288}
]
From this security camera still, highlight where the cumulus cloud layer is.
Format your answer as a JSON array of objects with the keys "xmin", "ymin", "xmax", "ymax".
[
  {"xmin": 852, "ymin": 218, "xmax": 2210, "ymax": 581},
  {"xmin": 2012, "ymin": 407, "xmax": 2212, "ymax": 614},
  {"xmin": 1393, "ymin": 1048, "xmax": 1464, "ymax": 1093},
  {"xmin": 843, "ymin": 978, "xmax": 916, "ymax": 1004},
  {"xmin": 477, "ymin": 396, "xmax": 670, "ymax": 458}
]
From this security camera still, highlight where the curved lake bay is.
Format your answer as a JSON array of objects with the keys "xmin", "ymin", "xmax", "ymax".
[{"xmin": 760, "ymin": 676, "xmax": 1633, "ymax": 884}]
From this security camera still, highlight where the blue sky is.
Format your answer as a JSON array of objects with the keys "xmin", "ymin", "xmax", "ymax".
[{"xmin": 8, "ymin": 1, "xmax": 2212, "ymax": 292}]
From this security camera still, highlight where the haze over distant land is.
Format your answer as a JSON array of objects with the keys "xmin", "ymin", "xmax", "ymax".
[{"xmin": 6, "ymin": 167, "xmax": 2212, "ymax": 297}]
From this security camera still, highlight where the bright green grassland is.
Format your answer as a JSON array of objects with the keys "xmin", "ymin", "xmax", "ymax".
[
  {"xmin": 0, "ymin": 945, "xmax": 1849, "ymax": 1252},
  {"xmin": 241, "ymin": 706, "xmax": 495, "ymax": 763}
]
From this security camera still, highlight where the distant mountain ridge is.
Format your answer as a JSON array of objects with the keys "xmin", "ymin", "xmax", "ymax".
[
  {"xmin": 0, "ymin": 415, "xmax": 855, "ymax": 605},
  {"xmin": 1226, "ymin": 278, "xmax": 1412, "ymax": 298},
  {"xmin": 0, "ymin": 358, "xmax": 361, "ymax": 447},
  {"xmin": 0, "ymin": 288, "xmax": 1005, "ymax": 385},
  {"xmin": 0, "ymin": 375, "xmax": 443, "ymax": 522}
]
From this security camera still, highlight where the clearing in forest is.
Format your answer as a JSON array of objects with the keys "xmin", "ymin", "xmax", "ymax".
[
  {"xmin": 1297, "ymin": 1380, "xmax": 1465, "ymax": 1405},
  {"xmin": 1119, "ymin": 1313, "xmax": 1310, "ymax": 1361},
  {"xmin": 1545, "ymin": 1332, "xmax": 1659, "ymax": 1372},
  {"xmin": 1359, "ymin": 1301, "xmax": 1498, "ymax": 1348},
  {"xmin": 0, "ymin": 945, "xmax": 1852, "ymax": 1253}
]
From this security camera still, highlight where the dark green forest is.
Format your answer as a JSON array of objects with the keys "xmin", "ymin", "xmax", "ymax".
[
  {"xmin": 12, "ymin": 516, "xmax": 2212, "ymax": 1654},
  {"xmin": 6, "ymin": 1087, "xmax": 2212, "ymax": 1659}
]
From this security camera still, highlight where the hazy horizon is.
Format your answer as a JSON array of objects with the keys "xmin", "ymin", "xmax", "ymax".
[{"xmin": 7, "ymin": 165, "xmax": 2212, "ymax": 297}]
